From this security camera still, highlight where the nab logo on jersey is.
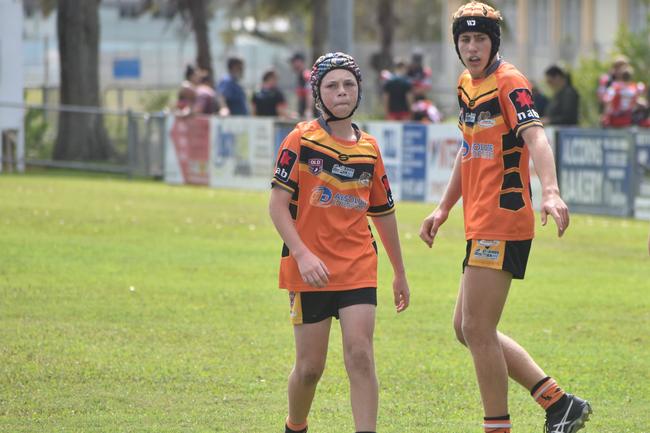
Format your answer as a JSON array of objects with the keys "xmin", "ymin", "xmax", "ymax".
[
  {"xmin": 508, "ymin": 88, "xmax": 540, "ymax": 124},
  {"xmin": 275, "ymin": 149, "xmax": 297, "ymax": 182}
]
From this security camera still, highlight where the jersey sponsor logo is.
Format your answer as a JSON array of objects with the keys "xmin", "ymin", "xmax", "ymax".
[
  {"xmin": 309, "ymin": 186, "xmax": 368, "ymax": 211},
  {"xmin": 462, "ymin": 140, "xmax": 470, "ymax": 159},
  {"xmin": 308, "ymin": 158, "xmax": 323, "ymax": 175},
  {"xmin": 381, "ymin": 175, "xmax": 394, "ymax": 207},
  {"xmin": 332, "ymin": 163, "xmax": 355, "ymax": 178},
  {"xmin": 333, "ymin": 193, "xmax": 368, "ymax": 211},
  {"xmin": 477, "ymin": 111, "xmax": 496, "ymax": 128},
  {"xmin": 464, "ymin": 111, "xmax": 476, "ymax": 123},
  {"xmin": 310, "ymin": 186, "xmax": 334, "ymax": 207},
  {"xmin": 358, "ymin": 171, "xmax": 372, "ymax": 187},
  {"xmin": 508, "ymin": 88, "xmax": 540, "ymax": 124},
  {"xmin": 275, "ymin": 149, "xmax": 297, "ymax": 182},
  {"xmin": 473, "ymin": 240, "xmax": 502, "ymax": 261},
  {"xmin": 478, "ymin": 240, "xmax": 499, "ymax": 248},
  {"xmin": 471, "ymin": 143, "xmax": 494, "ymax": 160}
]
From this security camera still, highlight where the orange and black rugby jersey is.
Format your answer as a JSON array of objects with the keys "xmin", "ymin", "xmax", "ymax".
[
  {"xmin": 271, "ymin": 118, "xmax": 395, "ymax": 292},
  {"xmin": 457, "ymin": 60, "xmax": 542, "ymax": 241}
]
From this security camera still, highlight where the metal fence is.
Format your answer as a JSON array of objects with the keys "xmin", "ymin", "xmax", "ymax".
[{"xmin": 0, "ymin": 102, "xmax": 166, "ymax": 178}]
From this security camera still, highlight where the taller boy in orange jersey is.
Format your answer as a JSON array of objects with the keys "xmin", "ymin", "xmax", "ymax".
[
  {"xmin": 420, "ymin": 2, "xmax": 591, "ymax": 433},
  {"xmin": 269, "ymin": 52, "xmax": 410, "ymax": 433}
]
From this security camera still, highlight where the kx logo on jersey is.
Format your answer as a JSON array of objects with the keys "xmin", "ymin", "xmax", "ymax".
[
  {"xmin": 275, "ymin": 149, "xmax": 297, "ymax": 182},
  {"xmin": 508, "ymin": 88, "xmax": 540, "ymax": 123}
]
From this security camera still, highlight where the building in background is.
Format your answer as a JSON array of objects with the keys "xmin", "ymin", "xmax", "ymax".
[{"xmin": 0, "ymin": 0, "xmax": 24, "ymax": 172}]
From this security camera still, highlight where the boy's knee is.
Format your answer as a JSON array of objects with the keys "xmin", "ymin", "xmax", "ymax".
[
  {"xmin": 344, "ymin": 346, "xmax": 374, "ymax": 375},
  {"xmin": 293, "ymin": 363, "xmax": 324, "ymax": 386}
]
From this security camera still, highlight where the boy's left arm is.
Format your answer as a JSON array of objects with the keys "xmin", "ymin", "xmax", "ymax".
[
  {"xmin": 371, "ymin": 212, "xmax": 410, "ymax": 313},
  {"xmin": 522, "ymin": 125, "xmax": 570, "ymax": 237}
]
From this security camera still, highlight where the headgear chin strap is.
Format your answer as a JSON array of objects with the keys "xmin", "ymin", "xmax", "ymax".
[{"xmin": 310, "ymin": 52, "xmax": 362, "ymax": 122}]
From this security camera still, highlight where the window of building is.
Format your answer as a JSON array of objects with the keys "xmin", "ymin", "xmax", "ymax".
[
  {"xmin": 529, "ymin": 0, "xmax": 550, "ymax": 45},
  {"xmin": 629, "ymin": 0, "xmax": 649, "ymax": 33}
]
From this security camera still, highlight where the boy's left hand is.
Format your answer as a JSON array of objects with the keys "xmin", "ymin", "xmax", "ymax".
[{"xmin": 393, "ymin": 273, "xmax": 410, "ymax": 313}]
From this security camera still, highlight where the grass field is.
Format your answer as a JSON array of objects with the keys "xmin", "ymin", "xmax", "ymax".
[{"xmin": 1, "ymin": 172, "xmax": 649, "ymax": 433}]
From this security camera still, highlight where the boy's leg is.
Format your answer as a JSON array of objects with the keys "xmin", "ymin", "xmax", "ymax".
[
  {"xmin": 288, "ymin": 318, "xmax": 332, "ymax": 428},
  {"xmin": 461, "ymin": 266, "xmax": 511, "ymax": 418},
  {"xmin": 339, "ymin": 304, "xmax": 377, "ymax": 432},
  {"xmin": 453, "ymin": 280, "xmax": 546, "ymax": 390}
]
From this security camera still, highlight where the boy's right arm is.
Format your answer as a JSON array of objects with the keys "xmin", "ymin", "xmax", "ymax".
[
  {"xmin": 419, "ymin": 147, "xmax": 463, "ymax": 247},
  {"xmin": 269, "ymin": 187, "xmax": 330, "ymax": 288}
]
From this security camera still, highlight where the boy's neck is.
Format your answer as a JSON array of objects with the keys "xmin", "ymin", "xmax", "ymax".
[{"xmin": 318, "ymin": 116, "xmax": 358, "ymax": 142}]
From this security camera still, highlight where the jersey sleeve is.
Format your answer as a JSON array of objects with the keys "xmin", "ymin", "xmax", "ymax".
[
  {"xmin": 367, "ymin": 148, "xmax": 396, "ymax": 217},
  {"xmin": 500, "ymin": 72, "xmax": 543, "ymax": 137},
  {"xmin": 271, "ymin": 127, "xmax": 301, "ymax": 193}
]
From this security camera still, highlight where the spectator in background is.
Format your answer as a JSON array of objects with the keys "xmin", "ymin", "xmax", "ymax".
[
  {"xmin": 531, "ymin": 83, "xmax": 549, "ymax": 118},
  {"xmin": 217, "ymin": 57, "xmax": 248, "ymax": 115},
  {"xmin": 383, "ymin": 60, "xmax": 413, "ymax": 120},
  {"xmin": 407, "ymin": 50, "xmax": 433, "ymax": 95},
  {"xmin": 411, "ymin": 94, "xmax": 442, "ymax": 124},
  {"xmin": 597, "ymin": 55, "xmax": 630, "ymax": 110},
  {"xmin": 252, "ymin": 69, "xmax": 288, "ymax": 118},
  {"xmin": 543, "ymin": 65, "xmax": 579, "ymax": 125},
  {"xmin": 289, "ymin": 52, "xmax": 313, "ymax": 118},
  {"xmin": 194, "ymin": 69, "xmax": 226, "ymax": 115},
  {"xmin": 176, "ymin": 64, "xmax": 200, "ymax": 115},
  {"xmin": 601, "ymin": 65, "xmax": 648, "ymax": 128}
]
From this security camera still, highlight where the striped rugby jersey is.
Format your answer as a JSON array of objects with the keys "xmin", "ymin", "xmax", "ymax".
[
  {"xmin": 457, "ymin": 60, "xmax": 542, "ymax": 240},
  {"xmin": 272, "ymin": 118, "xmax": 395, "ymax": 292}
]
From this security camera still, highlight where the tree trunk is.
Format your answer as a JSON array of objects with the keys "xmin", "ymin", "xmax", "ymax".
[
  {"xmin": 54, "ymin": 0, "xmax": 112, "ymax": 161},
  {"xmin": 311, "ymin": 0, "xmax": 327, "ymax": 63},
  {"xmin": 375, "ymin": 0, "xmax": 394, "ymax": 71},
  {"xmin": 183, "ymin": 0, "xmax": 213, "ymax": 81}
]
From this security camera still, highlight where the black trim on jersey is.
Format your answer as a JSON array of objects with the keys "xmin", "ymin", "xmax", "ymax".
[
  {"xmin": 513, "ymin": 119, "xmax": 542, "ymax": 137},
  {"xmin": 272, "ymin": 177, "xmax": 299, "ymax": 192},
  {"xmin": 367, "ymin": 203, "xmax": 393, "ymax": 214},
  {"xmin": 503, "ymin": 151, "xmax": 521, "ymax": 170},
  {"xmin": 289, "ymin": 202, "xmax": 298, "ymax": 219},
  {"xmin": 502, "ymin": 131, "xmax": 524, "ymax": 152},
  {"xmin": 502, "ymin": 172, "xmax": 524, "ymax": 190},
  {"xmin": 281, "ymin": 243, "xmax": 290, "ymax": 257},
  {"xmin": 499, "ymin": 191, "xmax": 525, "ymax": 211},
  {"xmin": 300, "ymin": 146, "xmax": 375, "ymax": 182},
  {"xmin": 458, "ymin": 97, "xmax": 502, "ymax": 127},
  {"xmin": 301, "ymin": 136, "xmax": 378, "ymax": 161},
  {"xmin": 457, "ymin": 86, "xmax": 499, "ymax": 109}
]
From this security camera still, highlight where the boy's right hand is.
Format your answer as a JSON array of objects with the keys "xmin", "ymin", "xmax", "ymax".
[
  {"xmin": 294, "ymin": 249, "xmax": 330, "ymax": 288},
  {"xmin": 419, "ymin": 207, "xmax": 449, "ymax": 248}
]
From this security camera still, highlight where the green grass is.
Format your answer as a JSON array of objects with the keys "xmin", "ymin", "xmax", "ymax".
[{"xmin": 1, "ymin": 172, "xmax": 648, "ymax": 433}]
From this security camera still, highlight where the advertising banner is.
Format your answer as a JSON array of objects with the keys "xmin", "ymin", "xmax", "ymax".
[
  {"xmin": 211, "ymin": 117, "xmax": 275, "ymax": 190},
  {"xmin": 165, "ymin": 116, "xmax": 211, "ymax": 185},
  {"xmin": 557, "ymin": 128, "xmax": 635, "ymax": 217},
  {"xmin": 364, "ymin": 121, "xmax": 403, "ymax": 202},
  {"xmin": 401, "ymin": 124, "xmax": 428, "ymax": 201}
]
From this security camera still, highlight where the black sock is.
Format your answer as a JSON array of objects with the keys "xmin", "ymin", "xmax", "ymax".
[
  {"xmin": 356, "ymin": 431, "xmax": 376, "ymax": 433},
  {"xmin": 530, "ymin": 376, "xmax": 551, "ymax": 395},
  {"xmin": 285, "ymin": 425, "xmax": 307, "ymax": 433}
]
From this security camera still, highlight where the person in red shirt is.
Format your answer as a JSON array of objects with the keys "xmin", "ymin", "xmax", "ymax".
[
  {"xmin": 419, "ymin": 2, "xmax": 591, "ymax": 433},
  {"xmin": 270, "ymin": 52, "xmax": 410, "ymax": 433},
  {"xmin": 601, "ymin": 66, "xmax": 648, "ymax": 127}
]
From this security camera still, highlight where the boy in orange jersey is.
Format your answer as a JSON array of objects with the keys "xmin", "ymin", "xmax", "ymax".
[
  {"xmin": 269, "ymin": 52, "xmax": 410, "ymax": 433},
  {"xmin": 419, "ymin": 2, "xmax": 591, "ymax": 433}
]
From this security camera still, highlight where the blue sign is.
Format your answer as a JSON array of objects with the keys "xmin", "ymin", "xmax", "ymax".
[
  {"xmin": 401, "ymin": 124, "xmax": 427, "ymax": 201},
  {"xmin": 556, "ymin": 128, "xmax": 635, "ymax": 217},
  {"xmin": 113, "ymin": 58, "xmax": 141, "ymax": 79}
]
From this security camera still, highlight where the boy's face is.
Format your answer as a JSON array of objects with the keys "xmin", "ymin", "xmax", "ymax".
[
  {"xmin": 319, "ymin": 69, "xmax": 358, "ymax": 118},
  {"xmin": 457, "ymin": 31, "xmax": 492, "ymax": 78}
]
